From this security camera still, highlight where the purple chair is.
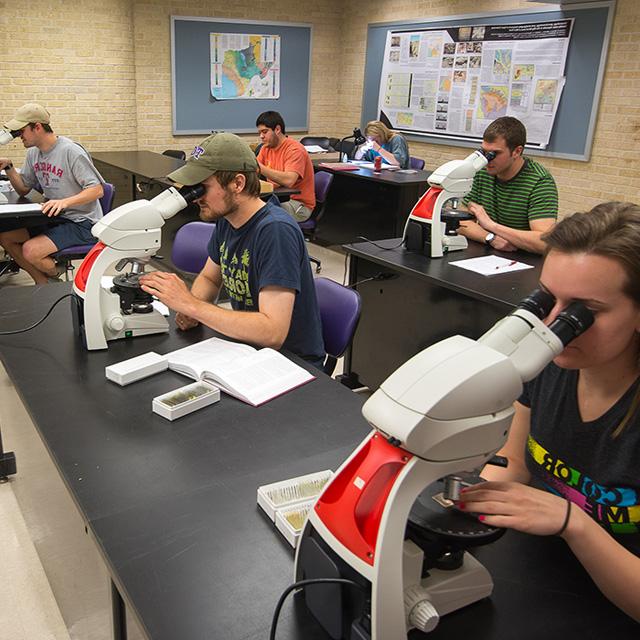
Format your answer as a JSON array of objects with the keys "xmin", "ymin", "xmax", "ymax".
[
  {"xmin": 171, "ymin": 221, "xmax": 216, "ymax": 274},
  {"xmin": 409, "ymin": 156, "xmax": 425, "ymax": 171},
  {"xmin": 299, "ymin": 171, "xmax": 334, "ymax": 273},
  {"xmin": 314, "ymin": 277, "xmax": 361, "ymax": 376},
  {"xmin": 55, "ymin": 182, "xmax": 115, "ymax": 281}
]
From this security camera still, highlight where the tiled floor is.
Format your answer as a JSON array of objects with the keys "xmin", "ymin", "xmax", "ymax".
[{"xmin": 0, "ymin": 240, "xmax": 349, "ymax": 639}]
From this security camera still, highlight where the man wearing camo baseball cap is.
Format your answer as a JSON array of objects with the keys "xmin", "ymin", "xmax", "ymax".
[
  {"xmin": 140, "ymin": 133, "xmax": 325, "ymax": 368},
  {"xmin": 0, "ymin": 103, "xmax": 105, "ymax": 285}
]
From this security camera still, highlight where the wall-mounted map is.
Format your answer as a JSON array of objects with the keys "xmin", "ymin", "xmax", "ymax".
[{"xmin": 210, "ymin": 33, "xmax": 280, "ymax": 100}]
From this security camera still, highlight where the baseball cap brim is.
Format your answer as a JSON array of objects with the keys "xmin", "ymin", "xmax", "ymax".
[
  {"xmin": 167, "ymin": 162, "xmax": 215, "ymax": 186},
  {"xmin": 3, "ymin": 117, "xmax": 30, "ymax": 131}
]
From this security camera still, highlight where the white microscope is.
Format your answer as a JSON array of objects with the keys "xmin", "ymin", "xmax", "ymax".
[
  {"xmin": 403, "ymin": 149, "xmax": 496, "ymax": 258},
  {"xmin": 0, "ymin": 127, "xmax": 23, "ymax": 204},
  {"xmin": 294, "ymin": 289, "xmax": 593, "ymax": 639},
  {"xmin": 71, "ymin": 184, "xmax": 204, "ymax": 350}
]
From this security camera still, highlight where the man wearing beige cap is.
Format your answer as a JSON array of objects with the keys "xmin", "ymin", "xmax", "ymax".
[
  {"xmin": 0, "ymin": 103, "xmax": 105, "ymax": 284},
  {"xmin": 139, "ymin": 133, "xmax": 325, "ymax": 368}
]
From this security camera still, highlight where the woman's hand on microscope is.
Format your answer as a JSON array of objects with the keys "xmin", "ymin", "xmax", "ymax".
[{"xmin": 457, "ymin": 481, "xmax": 571, "ymax": 537}]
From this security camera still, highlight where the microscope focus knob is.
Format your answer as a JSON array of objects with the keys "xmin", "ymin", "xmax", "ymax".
[
  {"xmin": 404, "ymin": 585, "xmax": 440, "ymax": 633},
  {"xmin": 107, "ymin": 315, "xmax": 125, "ymax": 332}
]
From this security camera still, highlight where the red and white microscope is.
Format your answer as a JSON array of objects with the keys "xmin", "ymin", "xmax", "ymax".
[
  {"xmin": 71, "ymin": 184, "xmax": 203, "ymax": 350},
  {"xmin": 404, "ymin": 149, "xmax": 495, "ymax": 258},
  {"xmin": 294, "ymin": 289, "xmax": 593, "ymax": 639}
]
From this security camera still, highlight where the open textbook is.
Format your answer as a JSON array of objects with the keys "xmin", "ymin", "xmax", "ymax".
[{"xmin": 166, "ymin": 337, "xmax": 315, "ymax": 406}]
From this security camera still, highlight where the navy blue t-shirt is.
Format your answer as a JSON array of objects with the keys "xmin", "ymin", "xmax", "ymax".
[{"xmin": 207, "ymin": 201, "xmax": 325, "ymax": 365}]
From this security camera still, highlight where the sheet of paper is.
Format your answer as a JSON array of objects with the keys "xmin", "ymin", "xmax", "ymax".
[
  {"xmin": 304, "ymin": 145, "xmax": 327, "ymax": 153},
  {"xmin": 352, "ymin": 161, "xmax": 400, "ymax": 170},
  {"xmin": 0, "ymin": 203, "xmax": 42, "ymax": 213},
  {"xmin": 450, "ymin": 255, "xmax": 534, "ymax": 276}
]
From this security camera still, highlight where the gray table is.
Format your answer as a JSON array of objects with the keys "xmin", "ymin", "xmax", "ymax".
[{"xmin": 0, "ymin": 284, "xmax": 635, "ymax": 639}]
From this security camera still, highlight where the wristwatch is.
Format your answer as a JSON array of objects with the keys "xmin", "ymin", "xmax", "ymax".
[{"xmin": 485, "ymin": 232, "xmax": 496, "ymax": 246}]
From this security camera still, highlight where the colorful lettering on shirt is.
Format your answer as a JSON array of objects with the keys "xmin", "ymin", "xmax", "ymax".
[
  {"xmin": 218, "ymin": 240, "xmax": 254, "ymax": 307},
  {"xmin": 527, "ymin": 435, "xmax": 640, "ymax": 534}
]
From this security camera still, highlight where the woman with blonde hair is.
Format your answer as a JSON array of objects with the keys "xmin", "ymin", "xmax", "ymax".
[
  {"xmin": 461, "ymin": 201, "xmax": 640, "ymax": 621},
  {"xmin": 356, "ymin": 120, "xmax": 410, "ymax": 169}
]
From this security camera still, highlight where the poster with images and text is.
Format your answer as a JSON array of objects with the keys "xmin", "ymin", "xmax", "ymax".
[{"xmin": 378, "ymin": 19, "xmax": 573, "ymax": 148}]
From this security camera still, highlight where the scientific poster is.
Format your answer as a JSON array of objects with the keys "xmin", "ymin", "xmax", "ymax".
[{"xmin": 378, "ymin": 19, "xmax": 573, "ymax": 148}]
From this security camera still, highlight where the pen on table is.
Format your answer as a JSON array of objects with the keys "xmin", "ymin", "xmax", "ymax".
[{"xmin": 495, "ymin": 260, "xmax": 518, "ymax": 270}]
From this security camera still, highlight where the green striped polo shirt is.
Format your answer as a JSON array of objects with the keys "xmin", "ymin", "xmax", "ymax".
[{"xmin": 463, "ymin": 157, "xmax": 558, "ymax": 230}]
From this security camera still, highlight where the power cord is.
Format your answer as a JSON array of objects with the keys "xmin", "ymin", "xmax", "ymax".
[
  {"xmin": 354, "ymin": 235, "xmax": 405, "ymax": 250},
  {"xmin": 0, "ymin": 293, "xmax": 76, "ymax": 335},
  {"xmin": 342, "ymin": 235, "xmax": 406, "ymax": 285},
  {"xmin": 269, "ymin": 577, "xmax": 368, "ymax": 640}
]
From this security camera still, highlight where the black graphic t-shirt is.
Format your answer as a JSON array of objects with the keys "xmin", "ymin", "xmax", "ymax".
[
  {"xmin": 208, "ymin": 200, "xmax": 325, "ymax": 364},
  {"xmin": 520, "ymin": 362, "xmax": 640, "ymax": 555}
]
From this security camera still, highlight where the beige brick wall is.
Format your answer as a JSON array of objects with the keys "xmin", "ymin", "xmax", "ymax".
[
  {"xmin": 1, "ymin": 0, "xmax": 637, "ymax": 216},
  {"xmin": 0, "ymin": 0, "xmax": 137, "ymax": 165},
  {"xmin": 336, "ymin": 0, "xmax": 640, "ymax": 217}
]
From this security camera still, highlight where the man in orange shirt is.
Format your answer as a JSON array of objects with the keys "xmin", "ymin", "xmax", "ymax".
[{"xmin": 255, "ymin": 111, "xmax": 316, "ymax": 222}]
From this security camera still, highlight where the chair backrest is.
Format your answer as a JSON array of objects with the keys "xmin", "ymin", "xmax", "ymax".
[
  {"xmin": 314, "ymin": 170, "xmax": 333, "ymax": 206},
  {"xmin": 163, "ymin": 149, "xmax": 186, "ymax": 161},
  {"xmin": 314, "ymin": 277, "xmax": 361, "ymax": 375},
  {"xmin": 300, "ymin": 136, "xmax": 331, "ymax": 150},
  {"xmin": 328, "ymin": 137, "xmax": 340, "ymax": 152},
  {"xmin": 300, "ymin": 171, "xmax": 334, "ymax": 233},
  {"xmin": 100, "ymin": 182, "xmax": 115, "ymax": 214},
  {"xmin": 171, "ymin": 221, "xmax": 216, "ymax": 274},
  {"xmin": 409, "ymin": 156, "xmax": 425, "ymax": 171}
]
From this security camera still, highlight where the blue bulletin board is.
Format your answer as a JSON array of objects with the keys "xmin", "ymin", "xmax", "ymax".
[
  {"xmin": 361, "ymin": 2, "xmax": 615, "ymax": 161},
  {"xmin": 171, "ymin": 16, "xmax": 312, "ymax": 135}
]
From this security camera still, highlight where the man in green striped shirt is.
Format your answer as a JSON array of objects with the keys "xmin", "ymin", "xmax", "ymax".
[{"xmin": 459, "ymin": 117, "xmax": 557, "ymax": 254}]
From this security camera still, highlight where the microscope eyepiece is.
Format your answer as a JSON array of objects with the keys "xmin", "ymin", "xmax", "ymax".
[
  {"xmin": 517, "ymin": 288, "xmax": 556, "ymax": 319},
  {"xmin": 548, "ymin": 301, "xmax": 594, "ymax": 346},
  {"xmin": 482, "ymin": 150, "xmax": 496, "ymax": 162},
  {"xmin": 0, "ymin": 129, "xmax": 21, "ymax": 146},
  {"xmin": 178, "ymin": 184, "xmax": 206, "ymax": 203}
]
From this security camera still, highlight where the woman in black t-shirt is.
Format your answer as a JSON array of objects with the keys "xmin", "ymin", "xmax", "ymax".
[{"xmin": 460, "ymin": 201, "xmax": 640, "ymax": 622}]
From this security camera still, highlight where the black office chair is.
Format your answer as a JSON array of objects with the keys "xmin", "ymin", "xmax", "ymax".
[
  {"xmin": 328, "ymin": 137, "xmax": 340, "ymax": 153},
  {"xmin": 300, "ymin": 136, "xmax": 331, "ymax": 151},
  {"xmin": 162, "ymin": 149, "xmax": 186, "ymax": 161}
]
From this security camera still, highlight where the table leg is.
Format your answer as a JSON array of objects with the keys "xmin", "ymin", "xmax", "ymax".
[
  {"xmin": 337, "ymin": 254, "xmax": 365, "ymax": 390},
  {"xmin": 0, "ymin": 423, "xmax": 17, "ymax": 482},
  {"xmin": 111, "ymin": 579, "xmax": 128, "ymax": 640}
]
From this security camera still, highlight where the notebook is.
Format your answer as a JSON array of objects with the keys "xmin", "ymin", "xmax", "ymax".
[
  {"xmin": 317, "ymin": 162, "xmax": 360, "ymax": 171},
  {"xmin": 166, "ymin": 337, "xmax": 315, "ymax": 406}
]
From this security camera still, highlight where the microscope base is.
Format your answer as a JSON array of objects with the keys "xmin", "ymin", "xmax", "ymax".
[
  {"xmin": 72, "ymin": 294, "xmax": 169, "ymax": 350},
  {"xmin": 409, "ymin": 548, "xmax": 493, "ymax": 620}
]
